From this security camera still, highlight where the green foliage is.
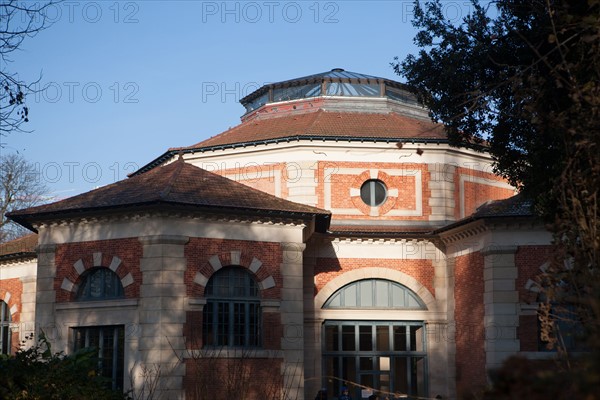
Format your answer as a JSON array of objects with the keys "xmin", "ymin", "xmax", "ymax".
[
  {"xmin": 0, "ymin": 332, "xmax": 128, "ymax": 400},
  {"xmin": 396, "ymin": 1, "xmax": 600, "ymax": 397},
  {"xmin": 394, "ymin": 0, "xmax": 600, "ymax": 214}
]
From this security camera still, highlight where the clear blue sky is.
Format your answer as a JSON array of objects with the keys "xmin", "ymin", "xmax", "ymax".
[{"xmin": 2, "ymin": 1, "xmax": 477, "ymax": 199}]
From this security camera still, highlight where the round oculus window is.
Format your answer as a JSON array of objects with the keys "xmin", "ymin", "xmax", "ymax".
[{"xmin": 360, "ymin": 179, "xmax": 387, "ymax": 206}]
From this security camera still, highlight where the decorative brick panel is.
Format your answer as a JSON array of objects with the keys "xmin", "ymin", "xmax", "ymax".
[
  {"xmin": 316, "ymin": 162, "xmax": 432, "ymax": 220},
  {"xmin": 454, "ymin": 252, "xmax": 486, "ymax": 395},
  {"xmin": 454, "ymin": 167, "xmax": 515, "ymax": 219},
  {"xmin": 54, "ymin": 239, "xmax": 142, "ymax": 302},
  {"xmin": 185, "ymin": 238, "xmax": 283, "ymax": 300}
]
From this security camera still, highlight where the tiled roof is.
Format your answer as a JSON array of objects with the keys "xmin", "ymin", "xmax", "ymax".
[
  {"xmin": 434, "ymin": 194, "xmax": 533, "ymax": 234},
  {"xmin": 179, "ymin": 110, "xmax": 446, "ymax": 151},
  {"xmin": 329, "ymin": 224, "xmax": 433, "ymax": 235},
  {"xmin": 471, "ymin": 194, "xmax": 533, "ymax": 218},
  {"xmin": 0, "ymin": 233, "xmax": 37, "ymax": 259},
  {"xmin": 8, "ymin": 159, "xmax": 330, "ymax": 231}
]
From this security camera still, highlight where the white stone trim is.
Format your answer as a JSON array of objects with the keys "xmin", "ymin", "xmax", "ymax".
[
  {"xmin": 259, "ymin": 276, "xmax": 276, "ymax": 290},
  {"xmin": 121, "ymin": 273, "xmax": 134, "ymax": 288},
  {"xmin": 109, "ymin": 256, "xmax": 122, "ymax": 272},
  {"xmin": 74, "ymin": 259, "xmax": 85, "ymax": 275},
  {"xmin": 249, "ymin": 257, "xmax": 262, "ymax": 273},
  {"xmin": 61, "ymin": 278, "xmax": 76, "ymax": 292},
  {"xmin": 230, "ymin": 250, "xmax": 241, "ymax": 265},
  {"xmin": 209, "ymin": 255, "xmax": 222, "ymax": 271},
  {"xmin": 93, "ymin": 252, "xmax": 102, "ymax": 267},
  {"xmin": 193, "ymin": 272, "xmax": 208, "ymax": 287}
]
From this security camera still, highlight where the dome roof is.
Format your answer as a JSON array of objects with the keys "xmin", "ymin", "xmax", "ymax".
[{"xmin": 240, "ymin": 68, "xmax": 418, "ymax": 114}]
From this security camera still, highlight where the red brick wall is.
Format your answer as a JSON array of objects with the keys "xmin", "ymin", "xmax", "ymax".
[
  {"xmin": 317, "ymin": 162, "xmax": 432, "ymax": 221},
  {"xmin": 455, "ymin": 167, "xmax": 515, "ymax": 219},
  {"xmin": 0, "ymin": 277, "xmax": 22, "ymax": 354},
  {"xmin": 185, "ymin": 238, "xmax": 282, "ymax": 300},
  {"xmin": 519, "ymin": 315, "xmax": 539, "ymax": 352},
  {"xmin": 515, "ymin": 245, "xmax": 554, "ymax": 351},
  {"xmin": 54, "ymin": 238, "xmax": 142, "ymax": 302},
  {"xmin": 184, "ymin": 356, "xmax": 284, "ymax": 400},
  {"xmin": 454, "ymin": 251, "xmax": 486, "ymax": 395},
  {"xmin": 0, "ymin": 278, "xmax": 22, "ymax": 323},
  {"xmin": 314, "ymin": 258, "xmax": 435, "ymax": 297}
]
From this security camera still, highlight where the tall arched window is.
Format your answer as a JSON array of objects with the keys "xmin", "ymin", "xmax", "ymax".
[
  {"xmin": 202, "ymin": 267, "xmax": 261, "ymax": 347},
  {"xmin": 76, "ymin": 268, "xmax": 124, "ymax": 301},
  {"xmin": 1, "ymin": 300, "xmax": 11, "ymax": 354}
]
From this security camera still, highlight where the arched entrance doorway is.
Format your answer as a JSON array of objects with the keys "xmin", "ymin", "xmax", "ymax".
[{"xmin": 320, "ymin": 279, "xmax": 428, "ymax": 399}]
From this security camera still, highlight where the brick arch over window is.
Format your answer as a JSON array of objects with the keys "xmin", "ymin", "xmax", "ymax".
[
  {"xmin": 192, "ymin": 250, "xmax": 275, "ymax": 294},
  {"xmin": 0, "ymin": 292, "xmax": 18, "ymax": 320},
  {"xmin": 59, "ymin": 251, "xmax": 135, "ymax": 299},
  {"xmin": 315, "ymin": 267, "xmax": 437, "ymax": 312}
]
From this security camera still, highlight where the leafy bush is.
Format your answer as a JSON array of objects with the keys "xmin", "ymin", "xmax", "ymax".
[{"xmin": 0, "ymin": 332, "xmax": 128, "ymax": 400}]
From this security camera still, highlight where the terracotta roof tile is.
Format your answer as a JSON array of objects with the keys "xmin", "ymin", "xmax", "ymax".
[
  {"xmin": 0, "ymin": 233, "xmax": 37, "ymax": 258},
  {"xmin": 180, "ymin": 110, "xmax": 446, "ymax": 150},
  {"xmin": 8, "ymin": 159, "xmax": 330, "ymax": 231}
]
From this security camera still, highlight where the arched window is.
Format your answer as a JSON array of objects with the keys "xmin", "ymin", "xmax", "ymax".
[
  {"xmin": 324, "ymin": 279, "xmax": 426, "ymax": 309},
  {"xmin": 1, "ymin": 300, "xmax": 11, "ymax": 354},
  {"xmin": 202, "ymin": 267, "xmax": 261, "ymax": 347},
  {"xmin": 77, "ymin": 268, "xmax": 124, "ymax": 301}
]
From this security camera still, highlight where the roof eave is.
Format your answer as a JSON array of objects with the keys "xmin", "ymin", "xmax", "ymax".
[{"xmin": 8, "ymin": 200, "xmax": 331, "ymax": 233}]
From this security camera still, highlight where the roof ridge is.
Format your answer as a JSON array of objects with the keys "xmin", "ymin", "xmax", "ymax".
[{"xmin": 158, "ymin": 159, "xmax": 185, "ymax": 200}]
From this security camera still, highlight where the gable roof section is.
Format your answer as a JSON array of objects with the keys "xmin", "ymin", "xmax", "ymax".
[{"xmin": 7, "ymin": 159, "xmax": 331, "ymax": 232}]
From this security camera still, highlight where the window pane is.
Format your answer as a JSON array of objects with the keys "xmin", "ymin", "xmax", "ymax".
[
  {"xmin": 394, "ymin": 326, "xmax": 407, "ymax": 351},
  {"xmin": 393, "ymin": 357, "xmax": 409, "ymax": 395},
  {"xmin": 376, "ymin": 326, "xmax": 389, "ymax": 351},
  {"xmin": 345, "ymin": 284, "xmax": 357, "ymax": 307},
  {"xmin": 360, "ymin": 356, "xmax": 374, "ymax": 370},
  {"xmin": 341, "ymin": 357, "xmax": 357, "ymax": 389},
  {"xmin": 217, "ymin": 302, "xmax": 229, "ymax": 346},
  {"xmin": 375, "ymin": 281, "xmax": 388, "ymax": 307},
  {"xmin": 359, "ymin": 325, "xmax": 372, "ymax": 351},
  {"xmin": 410, "ymin": 326, "xmax": 423, "ymax": 352},
  {"xmin": 360, "ymin": 281, "xmax": 372, "ymax": 307},
  {"xmin": 342, "ymin": 326, "xmax": 355, "ymax": 351},
  {"xmin": 325, "ymin": 325, "xmax": 339, "ymax": 351}
]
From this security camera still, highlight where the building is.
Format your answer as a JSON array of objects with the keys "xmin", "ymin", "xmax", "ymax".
[{"xmin": 1, "ymin": 69, "xmax": 555, "ymax": 399}]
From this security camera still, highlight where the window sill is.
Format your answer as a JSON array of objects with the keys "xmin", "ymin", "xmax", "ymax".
[
  {"xmin": 56, "ymin": 298, "xmax": 138, "ymax": 310},
  {"xmin": 186, "ymin": 348, "xmax": 283, "ymax": 359}
]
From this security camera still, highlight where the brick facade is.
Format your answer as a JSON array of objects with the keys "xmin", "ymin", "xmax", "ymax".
[
  {"xmin": 54, "ymin": 238, "xmax": 143, "ymax": 302},
  {"xmin": 454, "ymin": 251, "xmax": 486, "ymax": 395},
  {"xmin": 314, "ymin": 257, "xmax": 435, "ymax": 296}
]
